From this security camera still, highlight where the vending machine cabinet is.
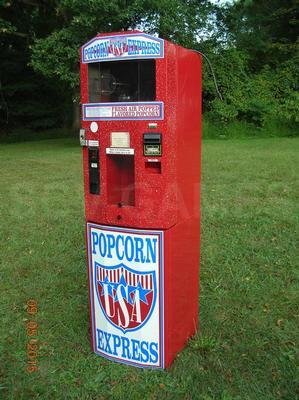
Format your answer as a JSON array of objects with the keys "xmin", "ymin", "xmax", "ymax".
[{"xmin": 80, "ymin": 31, "xmax": 201, "ymax": 368}]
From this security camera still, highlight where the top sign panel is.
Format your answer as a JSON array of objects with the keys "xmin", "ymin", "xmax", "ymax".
[{"xmin": 82, "ymin": 33, "xmax": 164, "ymax": 63}]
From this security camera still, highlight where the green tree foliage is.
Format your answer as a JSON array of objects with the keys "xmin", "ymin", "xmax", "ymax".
[
  {"xmin": 31, "ymin": 0, "xmax": 212, "ymax": 90},
  {"xmin": 203, "ymin": 0, "xmax": 299, "ymax": 126},
  {"xmin": 31, "ymin": 0, "xmax": 143, "ymax": 90},
  {"xmin": 30, "ymin": 0, "xmax": 212, "ymax": 129},
  {"xmin": 1, "ymin": 0, "xmax": 298, "ymax": 134},
  {"xmin": 140, "ymin": 0, "xmax": 213, "ymax": 47},
  {"xmin": 0, "ymin": 0, "xmax": 72, "ymax": 132},
  {"xmin": 219, "ymin": 0, "xmax": 299, "ymax": 70}
]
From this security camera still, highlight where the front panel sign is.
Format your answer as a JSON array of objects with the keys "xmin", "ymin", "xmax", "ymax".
[
  {"xmin": 83, "ymin": 102, "xmax": 164, "ymax": 121},
  {"xmin": 87, "ymin": 224, "xmax": 164, "ymax": 368},
  {"xmin": 82, "ymin": 33, "xmax": 164, "ymax": 63}
]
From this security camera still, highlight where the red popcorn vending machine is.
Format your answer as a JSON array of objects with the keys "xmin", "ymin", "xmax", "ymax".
[{"xmin": 80, "ymin": 31, "xmax": 202, "ymax": 368}]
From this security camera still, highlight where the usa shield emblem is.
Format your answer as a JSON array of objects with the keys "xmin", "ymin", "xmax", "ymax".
[
  {"xmin": 95, "ymin": 262, "xmax": 157, "ymax": 333},
  {"xmin": 109, "ymin": 38, "xmax": 128, "ymax": 57}
]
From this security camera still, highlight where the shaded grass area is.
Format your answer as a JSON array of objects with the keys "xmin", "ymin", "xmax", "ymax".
[
  {"xmin": 202, "ymin": 118, "xmax": 298, "ymax": 139},
  {"xmin": 1, "ymin": 117, "xmax": 298, "ymax": 144},
  {"xmin": 0, "ymin": 138, "xmax": 298, "ymax": 399},
  {"xmin": 0, "ymin": 128, "xmax": 74, "ymax": 144}
]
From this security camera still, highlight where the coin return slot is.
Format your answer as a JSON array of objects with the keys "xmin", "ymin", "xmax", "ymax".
[{"xmin": 145, "ymin": 161, "xmax": 161, "ymax": 174}]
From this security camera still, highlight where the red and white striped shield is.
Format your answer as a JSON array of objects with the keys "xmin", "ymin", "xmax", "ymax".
[
  {"xmin": 95, "ymin": 262, "xmax": 157, "ymax": 333},
  {"xmin": 109, "ymin": 38, "xmax": 128, "ymax": 57}
]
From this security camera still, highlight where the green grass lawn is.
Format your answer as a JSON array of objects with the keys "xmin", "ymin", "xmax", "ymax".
[{"xmin": 0, "ymin": 137, "xmax": 298, "ymax": 400}]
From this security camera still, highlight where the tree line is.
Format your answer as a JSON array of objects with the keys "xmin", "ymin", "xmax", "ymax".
[{"xmin": 0, "ymin": 0, "xmax": 298, "ymax": 135}]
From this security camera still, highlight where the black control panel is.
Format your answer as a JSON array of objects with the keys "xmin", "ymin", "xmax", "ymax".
[
  {"xmin": 143, "ymin": 133, "xmax": 162, "ymax": 156},
  {"xmin": 88, "ymin": 147, "xmax": 100, "ymax": 194}
]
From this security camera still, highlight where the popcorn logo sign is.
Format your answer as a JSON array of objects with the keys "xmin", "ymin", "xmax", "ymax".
[
  {"xmin": 87, "ymin": 224, "xmax": 164, "ymax": 368},
  {"xmin": 82, "ymin": 33, "xmax": 164, "ymax": 63}
]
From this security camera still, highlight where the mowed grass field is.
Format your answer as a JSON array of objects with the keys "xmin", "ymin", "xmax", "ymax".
[{"xmin": 0, "ymin": 137, "xmax": 298, "ymax": 400}]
